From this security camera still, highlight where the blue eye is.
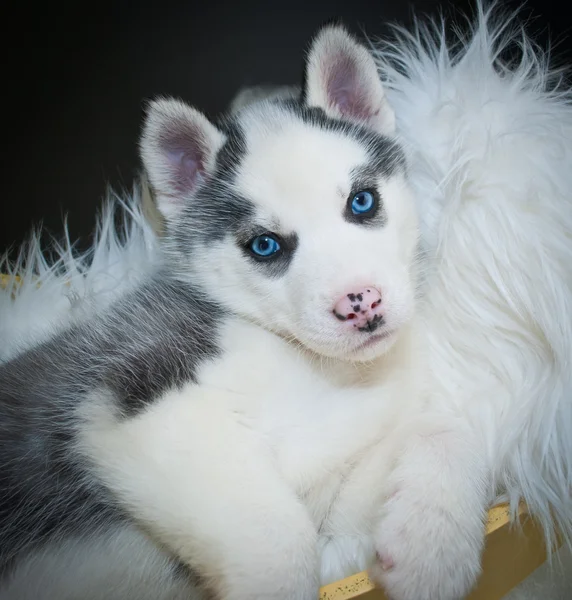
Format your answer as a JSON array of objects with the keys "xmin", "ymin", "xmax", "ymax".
[
  {"xmin": 350, "ymin": 190, "xmax": 375, "ymax": 215},
  {"xmin": 249, "ymin": 234, "xmax": 281, "ymax": 258}
]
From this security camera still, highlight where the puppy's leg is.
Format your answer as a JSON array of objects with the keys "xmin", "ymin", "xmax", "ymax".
[
  {"xmin": 78, "ymin": 387, "xmax": 318, "ymax": 600},
  {"xmin": 317, "ymin": 439, "xmax": 395, "ymax": 585},
  {"xmin": 1, "ymin": 522, "xmax": 203, "ymax": 600},
  {"xmin": 370, "ymin": 416, "xmax": 489, "ymax": 600}
]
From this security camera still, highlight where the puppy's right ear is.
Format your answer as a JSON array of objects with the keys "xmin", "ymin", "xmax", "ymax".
[
  {"xmin": 304, "ymin": 25, "xmax": 395, "ymax": 136},
  {"xmin": 140, "ymin": 98, "xmax": 226, "ymax": 221}
]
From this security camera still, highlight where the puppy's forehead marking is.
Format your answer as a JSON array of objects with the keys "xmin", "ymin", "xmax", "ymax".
[{"xmin": 234, "ymin": 103, "xmax": 375, "ymax": 224}]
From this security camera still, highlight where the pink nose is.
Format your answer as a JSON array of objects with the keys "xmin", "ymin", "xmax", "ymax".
[{"xmin": 333, "ymin": 287, "xmax": 384, "ymax": 333}]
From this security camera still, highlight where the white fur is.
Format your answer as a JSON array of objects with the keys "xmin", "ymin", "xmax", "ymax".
[
  {"xmin": 2, "ymin": 3, "xmax": 572, "ymax": 599},
  {"xmin": 214, "ymin": 6, "xmax": 572, "ymax": 594},
  {"xmin": 3, "ymin": 25, "xmax": 428, "ymax": 600},
  {"xmin": 191, "ymin": 102, "xmax": 419, "ymax": 360},
  {"xmin": 372, "ymin": 0, "xmax": 572, "ymax": 552},
  {"xmin": 0, "ymin": 187, "xmax": 159, "ymax": 363},
  {"xmin": 351, "ymin": 3, "xmax": 572, "ymax": 596},
  {"xmin": 71, "ymin": 27, "xmax": 426, "ymax": 597},
  {"xmin": 76, "ymin": 319, "xmax": 423, "ymax": 598}
]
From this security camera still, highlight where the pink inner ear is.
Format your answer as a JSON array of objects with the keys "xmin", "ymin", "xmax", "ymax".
[
  {"xmin": 326, "ymin": 54, "xmax": 374, "ymax": 121},
  {"xmin": 160, "ymin": 128, "xmax": 205, "ymax": 195},
  {"xmin": 165, "ymin": 149, "xmax": 201, "ymax": 194}
]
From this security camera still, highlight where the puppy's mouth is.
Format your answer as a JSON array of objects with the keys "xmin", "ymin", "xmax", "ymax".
[{"xmin": 353, "ymin": 330, "xmax": 395, "ymax": 352}]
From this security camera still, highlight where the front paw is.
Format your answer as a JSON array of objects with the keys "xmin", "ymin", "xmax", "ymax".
[
  {"xmin": 212, "ymin": 527, "xmax": 319, "ymax": 600},
  {"xmin": 370, "ymin": 489, "xmax": 485, "ymax": 600}
]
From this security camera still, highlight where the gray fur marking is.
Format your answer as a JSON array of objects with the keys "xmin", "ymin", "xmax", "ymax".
[{"xmin": 0, "ymin": 271, "xmax": 225, "ymax": 583}]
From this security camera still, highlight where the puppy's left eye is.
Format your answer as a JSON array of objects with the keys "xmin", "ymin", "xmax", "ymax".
[
  {"xmin": 350, "ymin": 190, "xmax": 376, "ymax": 215},
  {"xmin": 248, "ymin": 234, "xmax": 282, "ymax": 259}
]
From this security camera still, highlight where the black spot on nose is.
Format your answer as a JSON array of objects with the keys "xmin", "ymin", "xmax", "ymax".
[
  {"xmin": 356, "ymin": 293, "xmax": 363, "ymax": 302},
  {"xmin": 347, "ymin": 293, "xmax": 357, "ymax": 302},
  {"xmin": 357, "ymin": 314, "xmax": 384, "ymax": 333},
  {"xmin": 353, "ymin": 304, "xmax": 361, "ymax": 312}
]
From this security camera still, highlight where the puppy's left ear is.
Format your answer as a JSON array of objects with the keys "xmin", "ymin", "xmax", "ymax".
[
  {"xmin": 304, "ymin": 25, "xmax": 395, "ymax": 136},
  {"xmin": 140, "ymin": 98, "xmax": 227, "ymax": 222}
]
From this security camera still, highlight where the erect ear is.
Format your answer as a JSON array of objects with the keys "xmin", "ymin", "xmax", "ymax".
[
  {"xmin": 304, "ymin": 25, "xmax": 395, "ymax": 136},
  {"xmin": 140, "ymin": 98, "xmax": 226, "ymax": 221}
]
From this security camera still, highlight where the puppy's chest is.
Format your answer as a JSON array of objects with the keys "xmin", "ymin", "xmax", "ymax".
[{"xmin": 196, "ymin": 321, "xmax": 401, "ymax": 493}]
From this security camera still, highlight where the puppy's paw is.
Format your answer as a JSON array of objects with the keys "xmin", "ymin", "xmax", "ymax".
[{"xmin": 370, "ymin": 488, "xmax": 484, "ymax": 600}]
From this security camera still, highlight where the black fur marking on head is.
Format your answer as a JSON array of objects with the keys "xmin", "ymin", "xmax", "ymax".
[
  {"xmin": 165, "ymin": 113, "xmax": 301, "ymax": 279},
  {"xmin": 0, "ymin": 272, "xmax": 226, "ymax": 576},
  {"xmin": 277, "ymin": 99, "xmax": 403, "ymax": 229},
  {"xmin": 170, "ymin": 120, "xmax": 255, "ymax": 254},
  {"xmin": 167, "ymin": 99, "xmax": 403, "ymax": 273},
  {"xmin": 279, "ymin": 101, "xmax": 406, "ymax": 178}
]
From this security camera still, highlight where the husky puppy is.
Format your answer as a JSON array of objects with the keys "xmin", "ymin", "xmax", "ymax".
[{"xmin": 0, "ymin": 25, "xmax": 488, "ymax": 600}]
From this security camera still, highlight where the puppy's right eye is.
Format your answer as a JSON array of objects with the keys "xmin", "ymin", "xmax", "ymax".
[
  {"xmin": 350, "ymin": 190, "xmax": 376, "ymax": 216},
  {"xmin": 248, "ymin": 234, "xmax": 282, "ymax": 259}
]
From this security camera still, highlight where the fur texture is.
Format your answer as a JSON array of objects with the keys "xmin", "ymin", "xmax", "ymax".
[
  {"xmin": 373, "ymin": 0, "xmax": 572, "ymax": 553},
  {"xmin": 1, "ymin": 24, "xmax": 430, "ymax": 600},
  {"xmin": 1, "ymin": 2, "xmax": 571, "ymax": 599},
  {"xmin": 0, "ymin": 189, "xmax": 160, "ymax": 363},
  {"xmin": 213, "ymin": 5, "xmax": 572, "ymax": 589}
]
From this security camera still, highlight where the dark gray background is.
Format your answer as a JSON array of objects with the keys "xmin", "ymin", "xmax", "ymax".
[{"xmin": 1, "ymin": 0, "xmax": 570, "ymax": 257}]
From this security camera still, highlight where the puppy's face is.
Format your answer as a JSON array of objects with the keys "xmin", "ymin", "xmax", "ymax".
[{"xmin": 141, "ymin": 26, "xmax": 419, "ymax": 362}]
